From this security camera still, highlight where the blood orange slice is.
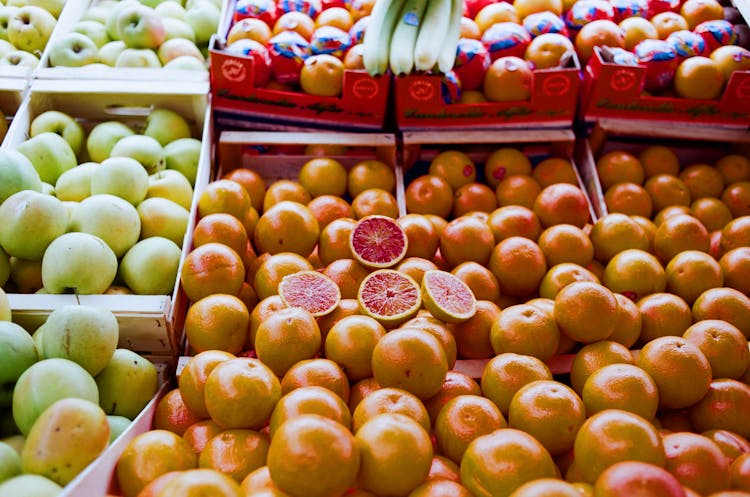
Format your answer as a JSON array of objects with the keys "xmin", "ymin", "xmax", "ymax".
[
  {"xmin": 421, "ymin": 270, "xmax": 477, "ymax": 324},
  {"xmin": 349, "ymin": 215, "xmax": 408, "ymax": 269},
  {"xmin": 357, "ymin": 269, "xmax": 421, "ymax": 327},
  {"xmin": 278, "ymin": 270, "xmax": 341, "ymax": 317}
]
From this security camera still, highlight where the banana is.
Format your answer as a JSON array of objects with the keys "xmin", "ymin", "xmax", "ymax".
[
  {"xmin": 362, "ymin": 0, "xmax": 407, "ymax": 76},
  {"xmin": 388, "ymin": 0, "xmax": 429, "ymax": 76},
  {"xmin": 414, "ymin": 0, "xmax": 451, "ymax": 71},
  {"xmin": 436, "ymin": 0, "xmax": 463, "ymax": 73}
]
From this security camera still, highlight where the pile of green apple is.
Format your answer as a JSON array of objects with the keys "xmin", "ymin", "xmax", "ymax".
[
  {"xmin": 46, "ymin": 0, "xmax": 221, "ymax": 70},
  {"xmin": 0, "ymin": 303, "xmax": 159, "ymax": 494},
  {"xmin": 0, "ymin": 0, "xmax": 63, "ymax": 69},
  {"xmin": 0, "ymin": 106, "xmax": 202, "ymax": 296}
]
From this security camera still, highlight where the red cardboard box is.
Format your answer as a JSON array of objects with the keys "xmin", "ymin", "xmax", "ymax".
[{"xmin": 580, "ymin": 47, "xmax": 750, "ymax": 129}]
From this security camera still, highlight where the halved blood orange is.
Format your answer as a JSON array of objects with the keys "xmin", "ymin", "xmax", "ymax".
[
  {"xmin": 421, "ymin": 270, "xmax": 477, "ymax": 324},
  {"xmin": 349, "ymin": 215, "xmax": 408, "ymax": 269},
  {"xmin": 278, "ymin": 270, "xmax": 341, "ymax": 317},
  {"xmin": 357, "ymin": 269, "xmax": 421, "ymax": 327}
]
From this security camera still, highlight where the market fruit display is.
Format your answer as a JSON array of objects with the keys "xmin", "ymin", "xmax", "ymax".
[{"xmin": 0, "ymin": 0, "xmax": 61, "ymax": 69}]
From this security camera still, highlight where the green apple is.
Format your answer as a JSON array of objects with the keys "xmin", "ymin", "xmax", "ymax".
[
  {"xmin": 48, "ymin": 32, "xmax": 99, "ymax": 67},
  {"xmin": 31, "ymin": 325, "xmax": 43, "ymax": 356},
  {"xmin": 54, "ymin": 161, "xmax": 96, "ymax": 202},
  {"xmin": 86, "ymin": 120, "xmax": 134, "ymax": 163},
  {"xmin": 0, "ymin": 321, "xmax": 37, "ymax": 407},
  {"xmin": 0, "ymin": 250, "xmax": 9, "ymax": 288},
  {"xmin": 82, "ymin": 0, "xmax": 117, "ymax": 24},
  {"xmin": 6, "ymin": 6, "xmax": 56, "ymax": 53},
  {"xmin": 29, "ymin": 110, "xmax": 85, "ymax": 158},
  {"xmin": 95, "ymin": 348, "xmax": 158, "ymax": 419},
  {"xmin": 136, "ymin": 197, "xmax": 189, "ymax": 245},
  {"xmin": 0, "ymin": 7, "xmax": 20, "ymax": 41},
  {"xmin": 144, "ymin": 108, "xmax": 191, "ymax": 147},
  {"xmin": 118, "ymin": 236, "xmax": 181, "ymax": 295},
  {"xmin": 68, "ymin": 194, "xmax": 141, "ymax": 258},
  {"xmin": 41, "ymin": 232, "xmax": 118, "ymax": 294},
  {"xmin": 146, "ymin": 168, "xmax": 193, "ymax": 209},
  {"xmin": 0, "ymin": 40, "xmax": 14, "ymax": 57},
  {"xmin": 40, "ymin": 182, "xmax": 53, "ymax": 195},
  {"xmin": 184, "ymin": 0, "xmax": 219, "ymax": 45},
  {"xmin": 0, "ymin": 50, "xmax": 38, "ymax": 67},
  {"xmin": 139, "ymin": 0, "xmax": 177, "ymax": 8},
  {"xmin": 16, "ymin": 132, "xmax": 77, "ymax": 184},
  {"xmin": 62, "ymin": 200, "xmax": 78, "ymax": 223},
  {"xmin": 162, "ymin": 137, "xmax": 201, "ymax": 186},
  {"xmin": 163, "ymin": 54, "xmax": 206, "ymax": 71},
  {"xmin": 104, "ymin": 0, "xmax": 139, "ymax": 39},
  {"xmin": 114, "ymin": 47, "xmax": 161, "ymax": 67},
  {"xmin": 0, "ymin": 436, "xmax": 23, "ymax": 456},
  {"xmin": 162, "ymin": 18, "xmax": 195, "ymax": 42},
  {"xmin": 0, "ymin": 442, "xmax": 20, "ymax": 484},
  {"xmin": 72, "ymin": 19, "xmax": 110, "ymax": 48},
  {"xmin": 11, "ymin": 358, "xmax": 98, "ymax": 435},
  {"xmin": 0, "ymin": 474, "xmax": 62, "ymax": 497},
  {"xmin": 9, "ymin": 258, "xmax": 42, "ymax": 294},
  {"xmin": 90, "ymin": 156, "xmax": 149, "ymax": 205},
  {"xmin": 97, "ymin": 39, "xmax": 126, "ymax": 66},
  {"xmin": 0, "ymin": 149, "xmax": 42, "ymax": 204},
  {"xmin": 41, "ymin": 305, "xmax": 118, "ymax": 376},
  {"xmin": 0, "ymin": 190, "xmax": 67, "ymax": 261},
  {"xmin": 7, "ymin": 0, "xmax": 64, "ymax": 18},
  {"xmin": 115, "ymin": 3, "xmax": 165, "ymax": 49},
  {"xmin": 185, "ymin": 0, "xmax": 221, "ymax": 11},
  {"xmin": 109, "ymin": 134, "xmax": 164, "ymax": 174},
  {"xmin": 157, "ymin": 36, "xmax": 201, "ymax": 64},
  {"xmin": 155, "ymin": 1, "xmax": 186, "ymax": 20},
  {"xmin": 107, "ymin": 415, "xmax": 131, "ymax": 442}
]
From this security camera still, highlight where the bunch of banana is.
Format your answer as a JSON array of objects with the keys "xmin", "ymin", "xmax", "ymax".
[{"xmin": 362, "ymin": 0, "xmax": 463, "ymax": 76}]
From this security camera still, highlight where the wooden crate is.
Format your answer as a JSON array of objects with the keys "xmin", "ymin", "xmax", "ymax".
[{"xmin": 0, "ymin": 78, "xmax": 26, "ymax": 146}]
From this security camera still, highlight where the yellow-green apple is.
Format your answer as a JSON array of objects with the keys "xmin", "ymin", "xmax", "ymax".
[
  {"xmin": 54, "ymin": 162, "xmax": 96, "ymax": 202},
  {"xmin": 0, "ymin": 50, "xmax": 39, "ymax": 68},
  {"xmin": 157, "ymin": 36, "xmax": 202, "ymax": 64},
  {"xmin": 0, "ymin": 7, "xmax": 20, "ymax": 41},
  {"xmin": 6, "ymin": 6, "xmax": 56, "ymax": 53},
  {"xmin": 0, "ymin": 149, "xmax": 42, "ymax": 204},
  {"xmin": 114, "ymin": 47, "xmax": 161, "ymax": 67},
  {"xmin": 41, "ymin": 232, "xmax": 118, "ymax": 294},
  {"xmin": 163, "ymin": 54, "xmax": 205, "ymax": 70},
  {"xmin": 31, "ymin": 325, "xmax": 44, "ymax": 356},
  {"xmin": 144, "ymin": 108, "xmax": 191, "ymax": 147},
  {"xmin": 29, "ymin": 110, "xmax": 85, "ymax": 158},
  {"xmin": 0, "ymin": 474, "xmax": 63, "ymax": 496},
  {"xmin": 155, "ymin": 1, "xmax": 187, "ymax": 20},
  {"xmin": 104, "ymin": 0, "xmax": 139, "ymax": 39},
  {"xmin": 118, "ymin": 236, "xmax": 181, "ymax": 295},
  {"xmin": 9, "ymin": 257, "xmax": 43, "ymax": 294},
  {"xmin": 68, "ymin": 194, "xmax": 141, "ymax": 258},
  {"xmin": 0, "ymin": 441, "xmax": 20, "ymax": 483},
  {"xmin": 104, "ymin": 286, "xmax": 132, "ymax": 295},
  {"xmin": 96, "ymin": 348, "xmax": 158, "ymax": 419},
  {"xmin": 0, "ymin": 190, "xmax": 67, "ymax": 261},
  {"xmin": 72, "ymin": 20, "xmax": 110, "ymax": 48},
  {"xmin": 0, "ymin": 250, "xmax": 9, "ymax": 287},
  {"xmin": 90, "ymin": 156, "xmax": 149, "ymax": 205},
  {"xmin": 186, "ymin": 0, "xmax": 222, "ymax": 11},
  {"xmin": 40, "ymin": 182, "xmax": 54, "ymax": 195},
  {"xmin": 0, "ymin": 321, "xmax": 37, "ymax": 407},
  {"xmin": 163, "ymin": 18, "xmax": 195, "ymax": 42},
  {"xmin": 162, "ymin": 137, "xmax": 201, "ymax": 185},
  {"xmin": 7, "ymin": 0, "xmax": 65, "ymax": 18},
  {"xmin": 0, "ymin": 40, "xmax": 14, "ymax": 57},
  {"xmin": 11, "ymin": 358, "xmax": 98, "ymax": 435},
  {"xmin": 0, "ymin": 287, "xmax": 9, "ymax": 320},
  {"xmin": 98, "ymin": 39, "xmax": 126, "ymax": 66},
  {"xmin": 86, "ymin": 120, "xmax": 134, "ymax": 163},
  {"xmin": 109, "ymin": 134, "xmax": 164, "ymax": 174},
  {"xmin": 115, "ymin": 4, "xmax": 165, "ymax": 49},
  {"xmin": 83, "ymin": 0, "xmax": 117, "ymax": 25},
  {"xmin": 146, "ymin": 168, "xmax": 194, "ymax": 209},
  {"xmin": 106, "ymin": 415, "xmax": 131, "ymax": 442},
  {"xmin": 41, "ymin": 305, "xmax": 118, "ymax": 376},
  {"xmin": 62, "ymin": 200, "xmax": 78, "ymax": 223},
  {"xmin": 184, "ymin": 0, "xmax": 219, "ymax": 45},
  {"xmin": 136, "ymin": 197, "xmax": 189, "ymax": 245},
  {"xmin": 48, "ymin": 32, "xmax": 99, "ymax": 67},
  {"xmin": 16, "ymin": 132, "xmax": 77, "ymax": 184}
]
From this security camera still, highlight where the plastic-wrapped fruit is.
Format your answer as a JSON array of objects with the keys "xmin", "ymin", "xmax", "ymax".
[
  {"xmin": 225, "ymin": 39, "xmax": 273, "ymax": 86},
  {"xmin": 300, "ymin": 54, "xmax": 345, "ymax": 96},
  {"xmin": 565, "ymin": 0, "xmax": 616, "ymax": 31},
  {"xmin": 323, "ymin": 0, "xmax": 349, "ymax": 10},
  {"xmin": 694, "ymin": 19, "xmax": 738, "ymax": 52},
  {"xmin": 634, "ymin": 38, "xmax": 679, "ymax": 93},
  {"xmin": 483, "ymin": 56, "xmax": 533, "ymax": 102},
  {"xmin": 268, "ymin": 30, "xmax": 310, "ymax": 84},
  {"xmin": 461, "ymin": 17, "xmax": 482, "ymax": 39},
  {"xmin": 606, "ymin": 46, "xmax": 640, "ymax": 65},
  {"xmin": 441, "ymin": 71, "xmax": 462, "ymax": 104},
  {"xmin": 481, "ymin": 22, "xmax": 532, "ymax": 61},
  {"xmin": 234, "ymin": 0, "xmax": 278, "ymax": 25},
  {"xmin": 666, "ymin": 29, "xmax": 707, "ymax": 58},
  {"xmin": 465, "ymin": 0, "xmax": 498, "ymax": 19},
  {"xmin": 610, "ymin": 0, "xmax": 649, "ymax": 22},
  {"xmin": 647, "ymin": 0, "xmax": 681, "ymax": 18},
  {"xmin": 349, "ymin": 15, "xmax": 369, "ymax": 43},
  {"xmin": 454, "ymin": 38, "xmax": 491, "ymax": 91},
  {"xmin": 277, "ymin": 0, "xmax": 322, "ymax": 18},
  {"xmin": 310, "ymin": 25, "xmax": 352, "ymax": 57},
  {"xmin": 523, "ymin": 11, "xmax": 568, "ymax": 37},
  {"xmin": 343, "ymin": 42, "xmax": 364, "ymax": 69}
]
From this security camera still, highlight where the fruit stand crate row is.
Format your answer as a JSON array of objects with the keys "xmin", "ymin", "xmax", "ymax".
[
  {"xmin": 579, "ymin": 47, "xmax": 750, "ymax": 130},
  {"xmin": 393, "ymin": 55, "xmax": 581, "ymax": 131},
  {"xmin": 576, "ymin": 118, "xmax": 750, "ymax": 219},
  {"xmin": 2, "ymin": 79, "xmax": 213, "ymax": 356},
  {"xmin": 0, "ymin": 78, "xmax": 27, "ymax": 147}
]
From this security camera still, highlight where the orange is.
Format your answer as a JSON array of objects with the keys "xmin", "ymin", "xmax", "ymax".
[
  {"xmin": 408, "ymin": 479, "xmax": 475, "ymax": 497},
  {"xmin": 640, "ymin": 146, "xmax": 681, "ymax": 178},
  {"xmin": 198, "ymin": 429, "xmax": 269, "ymax": 483},
  {"xmin": 603, "ymin": 248, "xmax": 667, "ymax": 302},
  {"xmin": 475, "ymin": 2, "xmax": 519, "ymax": 32},
  {"xmin": 263, "ymin": 179, "xmax": 311, "ymax": 212},
  {"xmin": 484, "ymin": 147, "xmax": 532, "ymax": 188},
  {"xmin": 489, "ymin": 236, "xmax": 547, "ymax": 298},
  {"xmin": 423, "ymin": 371, "xmax": 482, "ymax": 425},
  {"xmin": 593, "ymin": 461, "xmax": 686, "ymax": 497},
  {"xmin": 690, "ymin": 379, "xmax": 750, "ymax": 439},
  {"xmin": 152, "ymin": 468, "xmax": 242, "ymax": 496},
  {"xmin": 267, "ymin": 414, "xmax": 359, "ymax": 497},
  {"xmin": 574, "ymin": 20, "xmax": 625, "ymax": 63},
  {"xmin": 400, "ymin": 315, "xmax": 457, "ymax": 369},
  {"xmin": 254, "ymin": 200, "xmax": 320, "ymax": 257},
  {"xmin": 596, "ymin": 150, "xmax": 645, "ymax": 190},
  {"xmin": 589, "ymin": 213, "xmax": 649, "ymax": 264},
  {"xmin": 183, "ymin": 419, "xmax": 223, "ymax": 454},
  {"xmin": 574, "ymin": 409, "xmax": 666, "ymax": 484},
  {"xmin": 651, "ymin": 11, "xmax": 689, "ymax": 38},
  {"xmin": 691, "ymin": 197, "xmax": 733, "ymax": 232},
  {"xmin": 316, "ymin": 298, "xmax": 360, "ymax": 340},
  {"xmin": 508, "ymin": 380, "xmax": 586, "ymax": 456},
  {"xmin": 721, "ymin": 215, "xmax": 750, "ymax": 252},
  {"xmin": 298, "ymin": 157, "xmax": 347, "ymax": 198},
  {"xmin": 314, "ymin": 6, "xmax": 353, "ymax": 29},
  {"xmin": 181, "ymin": 243, "xmax": 245, "ymax": 303},
  {"xmin": 491, "ymin": 303, "xmax": 560, "ymax": 361},
  {"xmin": 322, "ymin": 258, "xmax": 370, "ymax": 300},
  {"xmin": 300, "ymin": 54, "xmax": 345, "ymax": 97},
  {"xmin": 306, "ymin": 195, "xmax": 353, "ymax": 229},
  {"xmin": 665, "ymin": 250, "xmax": 723, "ymax": 305},
  {"xmin": 554, "ymin": 281, "xmax": 618, "ymax": 344},
  {"xmin": 153, "ymin": 388, "xmax": 204, "ymax": 436},
  {"xmin": 203, "ymin": 358, "xmax": 281, "ymax": 430},
  {"xmin": 680, "ymin": 163, "xmax": 726, "ymax": 199},
  {"xmin": 604, "ymin": 182, "xmax": 654, "ymax": 218},
  {"xmin": 720, "ymin": 247, "xmax": 750, "ymax": 296},
  {"xmin": 581, "ymin": 363, "xmax": 659, "ymax": 420},
  {"xmin": 239, "ymin": 466, "xmax": 291, "ymax": 495},
  {"xmin": 356, "ymin": 413, "xmax": 433, "ymax": 497},
  {"xmin": 253, "ymin": 252, "xmax": 313, "ymax": 300},
  {"xmin": 716, "ymin": 155, "xmax": 750, "ymax": 185},
  {"xmin": 674, "ymin": 56, "xmax": 725, "ymax": 100},
  {"xmin": 268, "ymin": 386, "xmax": 351, "ymax": 437},
  {"xmin": 692, "ymin": 287, "xmax": 750, "ymax": 339},
  {"xmin": 427, "ymin": 455, "xmax": 461, "ymax": 482},
  {"xmin": 351, "ymin": 188, "xmax": 399, "ymax": 219},
  {"xmin": 222, "ymin": 168, "xmax": 266, "ymax": 213},
  {"xmin": 514, "ymin": 0, "xmax": 563, "ymax": 18},
  {"xmin": 396, "ymin": 257, "xmax": 439, "ymax": 286},
  {"xmin": 681, "ymin": 0, "xmax": 723, "ymax": 27},
  {"xmin": 659, "ymin": 409, "xmax": 696, "ymax": 434},
  {"xmin": 429, "ymin": 150, "xmax": 477, "ymax": 191},
  {"xmin": 654, "ymin": 205, "xmax": 693, "ymax": 226},
  {"xmin": 449, "ymin": 299, "xmax": 501, "ymax": 359},
  {"xmin": 136, "ymin": 471, "xmax": 182, "ymax": 497},
  {"xmin": 248, "ymin": 295, "xmax": 285, "ymax": 348},
  {"xmin": 179, "ymin": 350, "xmax": 236, "ymax": 419},
  {"xmin": 608, "ymin": 295, "xmax": 643, "ymax": 348},
  {"xmin": 324, "ymin": 314, "xmax": 385, "ymax": 381},
  {"xmin": 184, "ymin": 294, "xmax": 249, "ymax": 355},
  {"xmin": 645, "ymin": 174, "xmax": 692, "ymax": 212},
  {"xmin": 632, "ymin": 215, "xmax": 657, "ymax": 251},
  {"xmin": 348, "ymin": 160, "xmax": 396, "ymax": 198},
  {"xmin": 397, "ymin": 214, "xmax": 439, "ymax": 260},
  {"xmin": 460, "ymin": 17, "xmax": 482, "ymax": 39},
  {"xmin": 533, "ymin": 183, "xmax": 590, "ymax": 228},
  {"xmin": 709, "ymin": 46, "xmax": 750, "ymax": 83},
  {"xmin": 318, "ymin": 217, "xmax": 356, "ymax": 266},
  {"xmin": 532, "ymin": 157, "xmax": 579, "ymax": 187},
  {"xmin": 192, "ymin": 213, "xmax": 249, "ymax": 260},
  {"xmin": 459, "ymin": 428, "xmax": 558, "ymax": 497},
  {"xmin": 272, "ymin": 11, "xmax": 315, "ymax": 38},
  {"xmin": 435, "ymin": 394, "xmax": 506, "ymax": 463},
  {"xmin": 198, "ymin": 179, "xmax": 253, "ymax": 222},
  {"xmin": 538, "ymin": 262, "xmax": 599, "ymax": 300},
  {"xmin": 481, "ymin": 353, "xmax": 553, "ymax": 416},
  {"xmin": 495, "ymin": 175, "xmax": 542, "ymax": 209},
  {"xmin": 351, "ymin": 386, "xmax": 430, "ymax": 433},
  {"xmin": 484, "ymin": 56, "xmax": 534, "ymax": 102},
  {"xmin": 348, "ymin": 377, "xmax": 381, "ymax": 412},
  {"xmin": 508, "ymin": 479, "xmax": 581, "ymax": 497},
  {"xmin": 569, "ymin": 340, "xmax": 635, "ymax": 395},
  {"xmin": 487, "ymin": 205, "xmax": 543, "ymax": 242},
  {"xmin": 663, "ymin": 432, "xmax": 731, "ymax": 495},
  {"xmin": 280, "ymin": 358, "xmax": 350, "ymax": 403},
  {"xmin": 655, "ymin": 213, "xmax": 711, "ymax": 263},
  {"xmin": 703, "ymin": 429, "xmax": 750, "ymax": 461},
  {"xmin": 405, "ymin": 174, "xmax": 453, "ymax": 218},
  {"xmin": 451, "ymin": 262, "xmax": 501, "ymax": 304},
  {"xmin": 730, "ymin": 455, "xmax": 750, "ymax": 492},
  {"xmin": 537, "ymin": 224, "xmax": 594, "ymax": 267},
  {"xmin": 636, "ymin": 292, "xmax": 693, "ymax": 345},
  {"xmin": 459, "ymin": 90, "xmax": 488, "ymax": 103},
  {"xmin": 453, "ymin": 182, "xmax": 498, "ymax": 217},
  {"xmin": 636, "ymin": 336, "xmax": 712, "ymax": 409},
  {"xmin": 438, "ymin": 215, "xmax": 495, "ymax": 268}
]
